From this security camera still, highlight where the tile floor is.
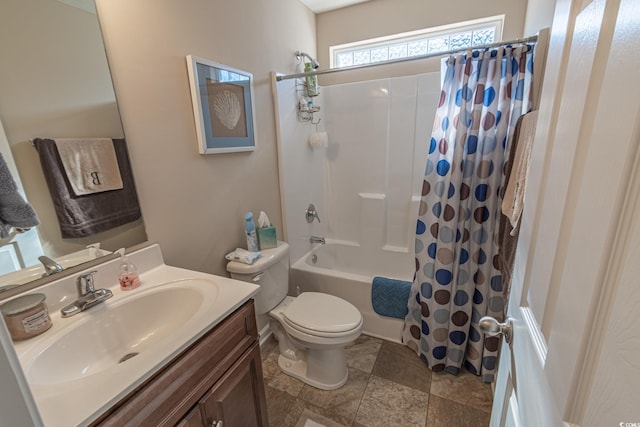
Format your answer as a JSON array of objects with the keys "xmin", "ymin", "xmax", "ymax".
[{"xmin": 261, "ymin": 334, "xmax": 493, "ymax": 427}]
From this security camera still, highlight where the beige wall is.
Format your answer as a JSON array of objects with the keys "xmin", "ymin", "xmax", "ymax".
[
  {"xmin": 0, "ymin": 0, "xmax": 146, "ymax": 258},
  {"xmin": 96, "ymin": 0, "xmax": 316, "ymax": 275},
  {"xmin": 523, "ymin": 0, "xmax": 557, "ymax": 36},
  {"xmin": 316, "ymin": 0, "xmax": 529, "ymax": 84}
]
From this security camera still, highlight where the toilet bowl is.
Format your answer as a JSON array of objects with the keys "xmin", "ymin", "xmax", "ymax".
[
  {"xmin": 226, "ymin": 241, "xmax": 362, "ymax": 390},
  {"xmin": 270, "ymin": 293, "xmax": 362, "ymax": 389}
]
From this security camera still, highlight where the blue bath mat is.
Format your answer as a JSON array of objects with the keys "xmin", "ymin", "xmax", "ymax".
[{"xmin": 372, "ymin": 276, "xmax": 412, "ymax": 319}]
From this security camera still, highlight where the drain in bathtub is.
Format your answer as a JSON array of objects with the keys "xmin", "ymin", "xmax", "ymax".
[
  {"xmin": 311, "ymin": 254, "xmax": 318, "ymax": 264},
  {"xmin": 118, "ymin": 352, "xmax": 139, "ymax": 363}
]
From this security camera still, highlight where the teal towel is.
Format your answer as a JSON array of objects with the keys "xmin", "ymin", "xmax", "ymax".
[{"xmin": 372, "ymin": 276, "xmax": 411, "ymax": 319}]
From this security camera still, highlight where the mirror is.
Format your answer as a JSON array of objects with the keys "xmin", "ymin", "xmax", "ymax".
[{"xmin": 0, "ymin": 0, "xmax": 147, "ymax": 289}]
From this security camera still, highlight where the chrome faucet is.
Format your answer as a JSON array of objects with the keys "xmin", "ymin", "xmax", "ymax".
[
  {"xmin": 60, "ymin": 271, "xmax": 113, "ymax": 318},
  {"xmin": 39, "ymin": 255, "xmax": 63, "ymax": 277},
  {"xmin": 309, "ymin": 235, "xmax": 325, "ymax": 244},
  {"xmin": 305, "ymin": 203, "xmax": 321, "ymax": 223}
]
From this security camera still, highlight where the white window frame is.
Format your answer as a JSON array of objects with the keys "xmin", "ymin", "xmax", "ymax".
[{"xmin": 329, "ymin": 15, "xmax": 505, "ymax": 69}]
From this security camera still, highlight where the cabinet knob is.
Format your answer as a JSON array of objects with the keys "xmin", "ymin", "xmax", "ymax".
[{"xmin": 211, "ymin": 420, "xmax": 223, "ymax": 427}]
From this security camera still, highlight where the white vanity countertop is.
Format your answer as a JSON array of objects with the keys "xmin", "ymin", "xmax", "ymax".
[{"xmin": 11, "ymin": 244, "xmax": 259, "ymax": 427}]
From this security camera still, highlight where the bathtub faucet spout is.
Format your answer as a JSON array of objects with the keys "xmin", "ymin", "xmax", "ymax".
[{"xmin": 310, "ymin": 235, "xmax": 325, "ymax": 245}]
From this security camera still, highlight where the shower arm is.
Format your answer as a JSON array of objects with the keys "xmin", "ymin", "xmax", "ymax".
[{"xmin": 295, "ymin": 51, "xmax": 320, "ymax": 69}]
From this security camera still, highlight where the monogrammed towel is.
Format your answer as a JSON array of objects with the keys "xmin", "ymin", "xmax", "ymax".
[
  {"xmin": 33, "ymin": 138, "xmax": 141, "ymax": 238},
  {"xmin": 54, "ymin": 138, "xmax": 123, "ymax": 195}
]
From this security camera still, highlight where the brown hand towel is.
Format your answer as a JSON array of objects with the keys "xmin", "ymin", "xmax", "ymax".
[
  {"xmin": 502, "ymin": 111, "xmax": 538, "ymax": 233},
  {"xmin": 498, "ymin": 111, "xmax": 538, "ymax": 315}
]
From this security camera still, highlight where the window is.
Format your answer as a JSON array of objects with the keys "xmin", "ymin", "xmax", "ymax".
[{"xmin": 330, "ymin": 15, "xmax": 504, "ymax": 68}]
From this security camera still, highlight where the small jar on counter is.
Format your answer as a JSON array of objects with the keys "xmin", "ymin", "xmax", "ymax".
[{"xmin": 1, "ymin": 293, "xmax": 52, "ymax": 341}]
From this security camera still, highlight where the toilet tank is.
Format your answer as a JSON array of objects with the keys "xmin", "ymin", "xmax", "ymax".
[{"xmin": 226, "ymin": 241, "xmax": 289, "ymax": 315}]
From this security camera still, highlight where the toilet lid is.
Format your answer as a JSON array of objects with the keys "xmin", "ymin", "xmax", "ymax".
[{"xmin": 283, "ymin": 292, "xmax": 362, "ymax": 334}]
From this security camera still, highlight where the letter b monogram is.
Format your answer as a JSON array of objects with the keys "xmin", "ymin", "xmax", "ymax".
[{"xmin": 90, "ymin": 171, "xmax": 102, "ymax": 185}]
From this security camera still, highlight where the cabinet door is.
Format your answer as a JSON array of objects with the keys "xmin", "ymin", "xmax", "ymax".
[
  {"xmin": 176, "ymin": 406, "xmax": 203, "ymax": 427},
  {"xmin": 199, "ymin": 342, "xmax": 268, "ymax": 427}
]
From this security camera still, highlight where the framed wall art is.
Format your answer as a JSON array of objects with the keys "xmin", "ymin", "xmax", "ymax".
[{"xmin": 186, "ymin": 55, "xmax": 257, "ymax": 154}]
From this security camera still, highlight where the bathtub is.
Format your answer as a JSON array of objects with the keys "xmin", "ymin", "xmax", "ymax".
[{"xmin": 290, "ymin": 242, "xmax": 414, "ymax": 343}]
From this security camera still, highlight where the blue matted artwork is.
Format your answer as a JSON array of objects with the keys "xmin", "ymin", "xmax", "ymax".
[{"xmin": 186, "ymin": 55, "xmax": 257, "ymax": 154}]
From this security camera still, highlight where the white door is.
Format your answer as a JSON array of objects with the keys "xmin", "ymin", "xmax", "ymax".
[{"xmin": 489, "ymin": 0, "xmax": 640, "ymax": 425}]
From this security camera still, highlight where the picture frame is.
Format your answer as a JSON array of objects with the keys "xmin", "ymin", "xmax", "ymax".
[{"xmin": 186, "ymin": 55, "xmax": 257, "ymax": 154}]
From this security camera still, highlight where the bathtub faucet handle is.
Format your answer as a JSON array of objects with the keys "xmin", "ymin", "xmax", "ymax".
[{"xmin": 305, "ymin": 203, "xmax": 321, "ymax": 223}]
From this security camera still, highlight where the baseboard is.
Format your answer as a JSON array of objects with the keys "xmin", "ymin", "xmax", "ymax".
[{"xmin": 258, "ymin": 323, "xmax": 272, "ymax": 346}]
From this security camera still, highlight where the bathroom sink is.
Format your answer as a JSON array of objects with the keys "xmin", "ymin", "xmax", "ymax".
[
  {"xmin": 9, "ymin": 244, "xmax": 261, "ymax": 427},
  {"xmin": 20, "ymin": 278, "xmax": 218, "ymax": 386}
]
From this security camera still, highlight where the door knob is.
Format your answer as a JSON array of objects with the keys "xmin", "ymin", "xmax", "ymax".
[{"xmin": 479, "ymin": 316, "xmax": 513, "ymax": 344}]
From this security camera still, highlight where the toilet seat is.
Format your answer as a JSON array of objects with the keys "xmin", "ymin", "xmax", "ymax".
[{"xmin": 282, "ymin": 292, "xmax": 362, "ymax": 338}]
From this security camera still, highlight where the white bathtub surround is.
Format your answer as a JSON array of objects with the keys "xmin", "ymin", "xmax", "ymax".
[
  {"xmin": 8, "ymin": 243, "xmax": 259, "ymax": 426},
  {"xmin": 357, "ymin": 193, "xmax": 386, "ymax": 250},
  {"xmin": 320, "ymin": 74, "xmax": 440, "ymax": 252},
  {"xmin": 273, "ymin": 77, "xmax": 327, "ymax": 264}
]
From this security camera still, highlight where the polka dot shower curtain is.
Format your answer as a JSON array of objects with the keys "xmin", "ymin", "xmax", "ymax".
[{"xmin": 402, "ymin": 44, "xmax": 534, "ymax": 382}]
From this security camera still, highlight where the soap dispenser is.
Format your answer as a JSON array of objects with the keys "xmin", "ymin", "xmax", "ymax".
[{"xmin": 117, "ymin": 248, "xmax": 140, "ymax": 291}]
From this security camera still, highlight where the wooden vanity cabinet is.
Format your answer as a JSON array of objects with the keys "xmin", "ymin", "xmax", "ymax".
[
  {"xmin": 92, "ymin": 299, "xmax": 268, "ymax": 427},
  {"xmin": 197, "ymin": 343, "xmax": 265, "ymax": 426}
]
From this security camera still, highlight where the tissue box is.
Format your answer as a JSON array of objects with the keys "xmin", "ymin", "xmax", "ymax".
[{"xmin": 258, "ymin": 226, "xmax": 277, "ymax": 249}]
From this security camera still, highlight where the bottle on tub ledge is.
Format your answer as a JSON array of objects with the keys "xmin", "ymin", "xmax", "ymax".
[
  {"xmin": 245, "ymin": 212, "xmax": 259, "ymax": 252},
  {"xmin": 117, "ymin": 248, "xmax": 141, "ymax": 291}
]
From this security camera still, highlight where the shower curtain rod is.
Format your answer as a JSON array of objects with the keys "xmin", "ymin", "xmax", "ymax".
[{"xmin": 276, "ymin": 34, "xmax": 538, "ymax": 81}]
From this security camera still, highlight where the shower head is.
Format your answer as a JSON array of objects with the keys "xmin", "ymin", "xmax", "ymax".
[{"xmin": 295, "ymin": 50, "xmax": 320, "ymax": 69}]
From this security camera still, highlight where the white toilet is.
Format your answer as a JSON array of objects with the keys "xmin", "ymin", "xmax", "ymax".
[{"xmin": 226, "ymin": 241, "xmax": 362, "ymax": 390}]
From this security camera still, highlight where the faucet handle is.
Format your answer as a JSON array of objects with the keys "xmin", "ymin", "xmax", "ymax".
[
  {"xmin": 77, "ymin": 271, "xmax": 97, "ymax": 296},
  {"xmin": 305, "ymin": 203, "xmax": 321, "ymax": 223}
]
